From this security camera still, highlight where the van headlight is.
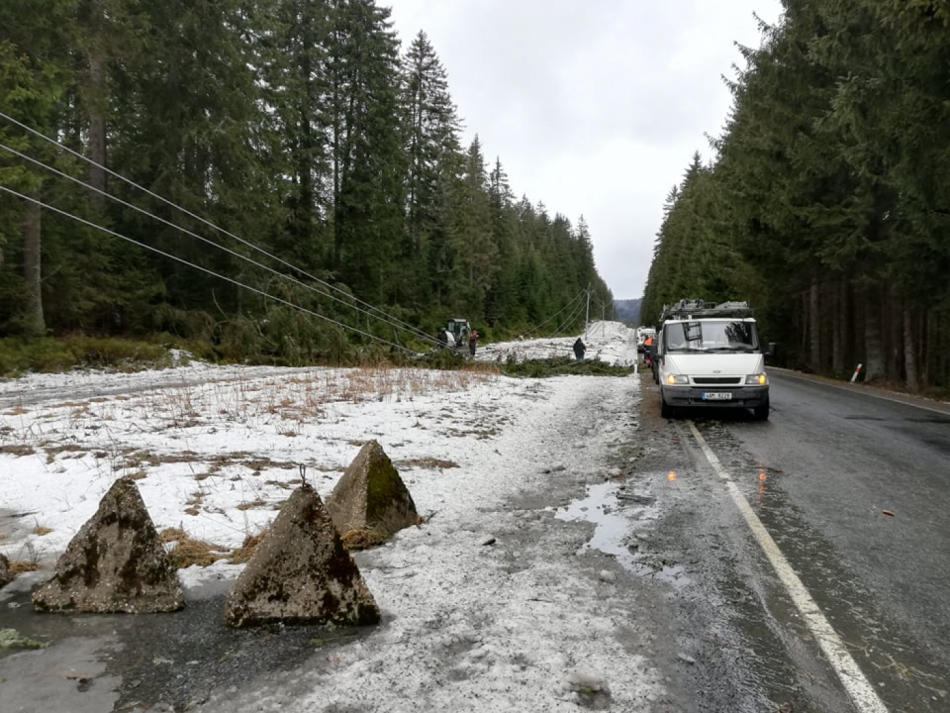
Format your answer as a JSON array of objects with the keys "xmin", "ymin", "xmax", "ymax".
[
  {"xmin": 665, "ymin": 374, "xmax": 689, "ymax": 385},
  {"xmin": 745, "ymin": 373, "xmax": 768, "ymax": 385}
]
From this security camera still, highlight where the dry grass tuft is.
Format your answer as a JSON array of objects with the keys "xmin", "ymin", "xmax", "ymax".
[
  {"xmin": 0, "ymin": 444, "xmax": 35, "ymax": 457},
  {"xmin": 342, "ymin": 510, "xmax": 425, "ymax": 551},
  {"xmin": 44, "ymin": 444, "xmax": 87, "ymax": 463},
  {"xmin": 32, "ymin": 526, "xmax": 53, "ymax": 536},
  {"xmin": 160, "ymin": 527, "xmax": 187, "ymax": 542},
  {"xmin": 161, "ymin": 528, "xmax": 228, "ymax": 568},
  {"xmin": 7, "ymin": 560, "xmax": 40, "ymax": 576},
  {"xmin": 242, "ymin": 457, "xmax": 296, "ymax": 473},
  {"xmin": 396, "ymin": 457, "xmax": 459, "ymax": 470},
  {"xmin": 462, "ymin": 362, "xmax": 502, "ymax": 375},
  {"xmin": 229, "ymin": 528, "xmax": 269, "ymax": 564},
  {"xmin": 235, "ymin": 499, "xmax": 268, "ymax": 511},
  {"xmin": 183, "ymin": 491, "xmax": 206, "ymax": 516},
  {"xmin": 121, "ymin": 450, "xmax": 199, "ymax": 470},
  {"xmin": 340, "ymin": 528, "xmax": 388, "ymax": 550}
]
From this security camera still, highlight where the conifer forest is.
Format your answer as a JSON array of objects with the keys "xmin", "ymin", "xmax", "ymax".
[
  {"xmin": 4, "ymin": 1, "xmax": 950, "ymax": 395},
  {"xmin": 643, "ymin": 1, "xmax": 950, "ymax": 393},
  {"xmin": 0, "ymin": 0, "xmax": 611, "ymax": 366}
]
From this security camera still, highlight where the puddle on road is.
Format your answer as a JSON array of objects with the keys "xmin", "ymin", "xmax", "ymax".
[
  {"xmin": 551, "ymin": 479, "xmax": 689, "ymax": 588},
  {"xmin": 553, "ymin": 482, "xmax": 635, "ymax": 567}
]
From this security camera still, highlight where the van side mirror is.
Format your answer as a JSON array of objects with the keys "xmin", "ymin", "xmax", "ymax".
[{"xmin": 767, "ymin": 342, "xmax": 777, "ymax": 358}]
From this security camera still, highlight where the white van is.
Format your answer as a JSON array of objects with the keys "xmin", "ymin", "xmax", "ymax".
[{"xmin": 655, "ymin": 299, "xmax": 772, "ymax": 420}]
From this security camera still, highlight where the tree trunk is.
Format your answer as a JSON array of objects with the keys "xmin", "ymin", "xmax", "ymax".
[
  {"xmin": 23, "ymin": 195, "xmax": 46, "ymax": 337},
  {"xmin": 903, "ymin": 307, "xmax": 918, "ymax": 392},
  {"xmin": 832, "ymin": 279, "xmax": 844, "ymax": 375},
  {"xmin": 86, "ymin": 54, "xmax": 107, "ymax": 212},
  {"xmin": 799, "ymin": 290, "xmax": 808, "ymax": 368},
  {"xmin": 864, "ymin": 287, "xmax": 884, "ymax": 382},
  {"xmin": 809, "ymin": 276, "xmax": 821, "ymax": 370},
  {"xmin": 887, "ymin": 292, "xmax": 903, "ymax": 381}
]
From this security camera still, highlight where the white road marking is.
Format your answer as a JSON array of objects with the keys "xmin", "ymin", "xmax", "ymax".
[{"xmin": 686, "ymin": 421, "xmax": 890, "ymax": 713}]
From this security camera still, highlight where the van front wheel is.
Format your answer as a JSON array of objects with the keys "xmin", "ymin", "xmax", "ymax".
[
  {"xmin": 660, "ymin": 396, "xmax": 676, "ymax": 419},
  {"xmin": 752, "ymin": 399, "xmax": 770, "ymax": 421}
]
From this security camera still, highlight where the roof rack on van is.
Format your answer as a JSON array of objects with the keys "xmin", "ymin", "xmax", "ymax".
[{"xmin": 660, "ymin": 299, "xmax": 754, "ymax": 322}]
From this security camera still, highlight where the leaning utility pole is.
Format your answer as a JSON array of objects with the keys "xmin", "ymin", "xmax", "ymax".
[{"xmin": 584, "ymin": 285, "xmax": 591, "ymax": 338}]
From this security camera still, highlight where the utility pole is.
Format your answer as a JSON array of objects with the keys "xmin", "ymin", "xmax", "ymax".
[{"xmin": 584, "ymin": 286, "xmax": 591, "ymax": 338}]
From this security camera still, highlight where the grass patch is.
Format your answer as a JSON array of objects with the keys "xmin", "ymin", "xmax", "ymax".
[
  {"xmin": 395, "ymin": 457, "xmax": 459, "ymax": 470},
  {"xmin": 340, "ymin": 528, "xmax": 389, "ymax": 550},
  {"xmin": 6, "ymin": 560, "xmax": 40, "ymax": 576},
  {"xmin": 0, "ymin": 335, "xmax": 173, "ymax": 376},
  {"xmin": 229, "ymin": 529, "xmax": 269, "ymax": 564},
  {"xmin": 160, "ymin": 528, "xmax": 229, "ymax": 568},
  {"xmin": 0, "ymin": 628, "xmax": 50, "ymax": 650},
  {"xmin": 0, "ymin": 444, "xmax": 35, "ymax": 457},
  {"xmin": 44, "ymin": 444, "xmax": 86, "ymax": 463},
  {"xmin": 501, "ymin": 356, "xmax": 633, "ymax": 378}
]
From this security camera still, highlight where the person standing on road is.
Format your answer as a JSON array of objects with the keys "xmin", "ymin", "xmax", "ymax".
[
  {"xmin": 643, "ymin": 334, "xmax": 654, "ymax": 368},
  {"xmin": 469, "ymin": 330, "xmax": 479, "ymax": 357},
  {"xmin": 573, "ymin": 337, "xmax": 586, "ymax": 361}
]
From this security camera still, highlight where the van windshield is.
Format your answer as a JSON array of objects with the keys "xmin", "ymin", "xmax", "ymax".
[{"xmin": 663, "ymin": 320, "xmax": 759, "ymax": 352}]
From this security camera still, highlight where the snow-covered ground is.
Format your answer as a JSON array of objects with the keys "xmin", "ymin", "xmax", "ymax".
[{"xmin": 1, "ymin": 322, "xmax": 667, "ymax": 711}]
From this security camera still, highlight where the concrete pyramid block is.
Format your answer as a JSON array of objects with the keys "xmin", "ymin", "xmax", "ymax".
[
  {"xmin": 326, "ymin": 440, "xmax": 419, "ymax": 542},
  {"xmin": 32, "ymin": 477, "xmax": 184, "ymax": 613},
  {"xmin": 224, "ymin": 484, "xmax": 380, "ymax": 628},
  {"xmin": 0, "ymin": 553, "xmax": 10, "ymax": 588}
]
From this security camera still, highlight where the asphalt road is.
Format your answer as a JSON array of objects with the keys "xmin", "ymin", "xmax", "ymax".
[{"xmin": 650, "ymin": 371, "xmax": 950, "ymax": 712}]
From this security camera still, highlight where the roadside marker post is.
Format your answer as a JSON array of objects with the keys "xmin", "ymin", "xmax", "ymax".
[{"xmin": 851, "ymin": 363, "xmax": 863, "ymax": 383}]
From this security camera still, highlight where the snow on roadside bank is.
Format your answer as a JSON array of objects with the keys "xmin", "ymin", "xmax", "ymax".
[
  {"xmin": 1, "ymin": 322, "xmax": 665, "ymax": 710},
  {"xmin": 477, "ymin": 320, "xmax": 639, "ymax": 367}
]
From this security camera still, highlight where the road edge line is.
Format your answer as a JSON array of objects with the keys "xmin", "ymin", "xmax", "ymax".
[
  {"xmin": 686, "ymin": 421, "xmax": 889, "ymax": 713},
  {"xmin": 771, "ymin": 369, "xmax": 950, "ymax": 417}
]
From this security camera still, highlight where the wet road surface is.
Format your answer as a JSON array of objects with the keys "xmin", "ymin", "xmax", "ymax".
[{"xmin": 633, "ymin": 370, "xmax": 950, "ymax": 712}]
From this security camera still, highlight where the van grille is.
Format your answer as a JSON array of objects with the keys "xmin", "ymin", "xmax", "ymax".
[{"xmin": 693, "ymin": 377, "xmax": 742, "ymax": 385}]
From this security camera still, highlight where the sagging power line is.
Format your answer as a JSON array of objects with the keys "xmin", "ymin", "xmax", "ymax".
[
  {"xmin": 520, "ymin": 288, "xmax": 588, "ymax": 338},
  {"xmin": 0, "ymin": 110, "xmax": 438, "ymax": 348},
  {"xmin": 0, "ymin": 138, "xmax": 439, "ymax": 348},
  {"xmin": 0, "ymin": 185, "xmax": 418, "ymax": 355}
]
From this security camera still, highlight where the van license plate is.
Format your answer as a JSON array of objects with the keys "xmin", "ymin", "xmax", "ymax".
[{"xmin": 702, "ymin": 392, "xmax": 732, "ymax": 401}]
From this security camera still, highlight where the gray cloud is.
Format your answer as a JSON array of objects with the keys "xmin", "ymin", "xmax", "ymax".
[{"xmin": 386, "ymin": 0, "xmax": 782, "ymax": 299}]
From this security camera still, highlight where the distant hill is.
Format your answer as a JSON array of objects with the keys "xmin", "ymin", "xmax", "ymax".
[{"xmin": 613, "ymin": 299, "xmax": 641, "ymax": 324}]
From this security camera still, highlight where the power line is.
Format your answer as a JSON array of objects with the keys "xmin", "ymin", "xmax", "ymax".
[
  {"xmin": 0, "ymin": 110, "xmax": 436, "ymax": 346},
  {"xmin": 521, "ymin": 288, "xmax": 587, "ymax": 338},
  {"xmin": 0, "ymin": 185, "xmax": 417, "ymax": 356},
  {"xmin": 0, "ymin": 139, "xmax": 440, "ymax": 348},
  {"xmin": 553, "ymin": 298, "xmax": 587, "ymax": 336}
]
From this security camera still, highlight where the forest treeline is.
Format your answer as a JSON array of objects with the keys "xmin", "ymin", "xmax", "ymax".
[
  {"xmin": 642, "ymin": 1, "xmax": 950, "ymax": 393},
  {"xmin": 0, "ymin": 0, "xmax": 611, "ymax": 365}
]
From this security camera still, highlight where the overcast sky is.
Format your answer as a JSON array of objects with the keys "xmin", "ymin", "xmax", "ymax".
[{"xmin": 384, "ymin": 0, "xmax": 784, "ymax": 300}]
